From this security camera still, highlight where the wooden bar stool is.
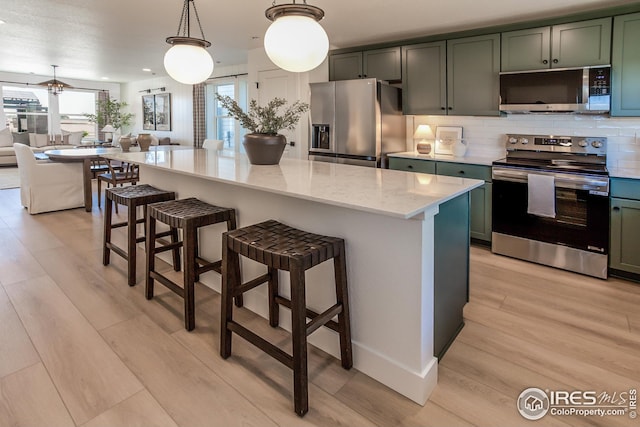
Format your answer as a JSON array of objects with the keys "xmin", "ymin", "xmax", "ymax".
[
  {"xmin": 220, "ymin": 220, "xmax": 353, "ymax": 417},
  {"xmin": 146, "ymin": 197, "xmax": 237, "ymax": 331},
  {"xmin": 103, "ymin": 184, "xmax": 179, "ymax": 287}
]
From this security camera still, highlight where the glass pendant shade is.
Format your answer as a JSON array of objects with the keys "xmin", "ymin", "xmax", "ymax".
[
  {"xmin": 164, "ymin": 43, "xmax": 214, "ymax": 84},
  {"xmin": 264, "ymin": 2, "xmax": 329, "ymax": 73},
  {"xmin": 164, "ymin": 0, "xmax": 213, "ymax": 84}
]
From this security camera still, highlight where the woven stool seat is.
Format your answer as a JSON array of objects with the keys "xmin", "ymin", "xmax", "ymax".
[
  {"xmin": 146, "ymin": 197, "xmax": 237, "ymax": 331},
  {"xmin": 221, "ymin": 220, "xmax": 352, "ymax": 417},
  {"xmin": 149, "ymin": 198, "xmax": 236, "ymax": 228},
  {"xmin": 226, "ymin": 220, "xmax": 343, "ymax": 271},
  {"xmin": 103, "ymin": 184, "xmax": 178, "ymax": 287}
]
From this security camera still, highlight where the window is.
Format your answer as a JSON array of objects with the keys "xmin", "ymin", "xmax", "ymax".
[
  {"xmin": 2, "ymin": 85, "xmax": 49, "ymax": 133},
  {"xmin": 206, "ymin": 77, "xmax": 248, "ymax": 152},
  {"xmin": 58, "ymin": 90, "xmax": 96, "ymax": 139}
]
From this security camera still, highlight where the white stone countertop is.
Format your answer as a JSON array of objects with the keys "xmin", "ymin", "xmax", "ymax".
[
  {"xmin": 608, "ymin": 165, "xmax": 640, "ymax": 180},
  {"xmin": 389, "ymin": 151, "xmax": 501, "ymax": 166},
  {"xmin": 102, "ymin": 148, "xmax": 484, "ymax": 219}
]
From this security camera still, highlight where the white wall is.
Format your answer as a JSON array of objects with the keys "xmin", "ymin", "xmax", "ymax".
[
  {"xmin": 409, "ymin": 114, "xmax": 640, "ymax": 170},
  {"xmin": 248, "ymin": 47, "xmax": 328, "ymax": 158},
  {"xmin": 120, "ymin": 64, "xmax": 248, "ymax": 146}
]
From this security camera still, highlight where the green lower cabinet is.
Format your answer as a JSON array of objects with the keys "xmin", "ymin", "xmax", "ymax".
[
  {"xmin": 388, "ymin": 157, "xmax": 436, "ymax": 174},
  {"xmin": 389, "ymin": 158, "xmax": 492, "ymax": 243},
  {"xmin": 470, "ymin": 183, "xmax": 492, "ymax": 242},
  {"xmin": 610, "ymin": 197, "xmax": 640, "ymax": 276}
]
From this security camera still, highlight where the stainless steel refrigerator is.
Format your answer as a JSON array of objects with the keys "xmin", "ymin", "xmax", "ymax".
[{"xmin": 308, "ymin": 78, "xmax": 405, "ymax": 168}]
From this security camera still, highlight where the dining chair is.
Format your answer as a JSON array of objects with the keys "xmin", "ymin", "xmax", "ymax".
[
  {"xmin": 13, "ymin": 143, "xmax": 84, "ymax": 214},
  {"xmin": 97, "ymin": 159, "xmax": 140, "ymax": 212},
  {"xmin": 202, "ymin": 139, "xmax": 224, "ymax": 150}
]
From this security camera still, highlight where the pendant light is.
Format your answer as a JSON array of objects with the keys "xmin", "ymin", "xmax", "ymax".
[
  {"xmin": 37, "ymin": 65, "xmax": 72, "ymax": 95},
  {"xmin": 264, "ymin": 1, "xmax": 329, "ymax": 73},
  {"xmin": 164, "ymin": 0, "xmax": 214, "ymax": 84}
]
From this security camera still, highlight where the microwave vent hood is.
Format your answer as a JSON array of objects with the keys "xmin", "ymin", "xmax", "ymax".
[{"xmin": 499, "ymin": 65, "xmax": 611, "ymax": 114}]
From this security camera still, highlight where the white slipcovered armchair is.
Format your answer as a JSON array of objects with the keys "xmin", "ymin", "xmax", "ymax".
[
  {"xmin": 202, "ymin": 139, "xmax": 224, "ymax": 150},
  {"xmin": 14, "ymin": 143, "xmax": 85, "ymax": 214}
]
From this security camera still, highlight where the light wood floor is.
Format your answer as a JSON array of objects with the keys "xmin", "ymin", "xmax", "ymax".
[{"xmin": 0, "ymin": 185, "xmax": 638, "ymax": 427}]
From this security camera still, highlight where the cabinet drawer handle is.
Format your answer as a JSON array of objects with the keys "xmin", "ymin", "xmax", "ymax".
[
  {"xmin": 543, "ymin": 59, "xmax": 549, "ymax": 64},
  {"xmin": 613, "ymin": 206, "xmax": 620, "ymax": 211},
  {"xmin": 458, "ymin": 170, "xmax": 465, "ymax": 175},
  {"xmin": 407, "ymin": 165, "xmax": 414, "ymax": 169}
]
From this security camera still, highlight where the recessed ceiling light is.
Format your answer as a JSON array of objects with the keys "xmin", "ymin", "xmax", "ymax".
[{"xmin": 142, "ymin": 68, "xmax": 151, "ymax": 72}]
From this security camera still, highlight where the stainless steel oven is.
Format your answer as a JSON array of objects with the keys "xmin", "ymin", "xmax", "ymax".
[{"xmin": 491, "ymin": 135, "xmax": 609, "ymax": 279}]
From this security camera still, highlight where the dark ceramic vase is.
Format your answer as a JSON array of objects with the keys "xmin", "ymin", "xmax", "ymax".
[{"xmin": 243, "ymin": 133, "xmax": 286, "ymax": 165}]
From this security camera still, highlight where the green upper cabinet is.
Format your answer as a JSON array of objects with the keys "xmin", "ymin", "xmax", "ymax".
[
  {"xmin": 402, "ymin": 41, "xmax": 447, "ymax": 115},
  {"xmin": 501, "ymin": 27, "xmax": 551, "ymax": 71},
  {"xmin": 611, "ymin": 12, "xmax": 640, "ymax": 116},
  {"xmin": 329, "ymin": 52, "xmax": 362, "ymax": 81},
  {"xmin": 403, "ymin": 34, "xmax": 499, "ymax": 116},
  {"xmin": 329, "ymin": 47, "xmax": 401, "ymax": 81},
  {"xmin": 501, "ymin": 17, "xmax": 612, "ymax": 71},
  {"xmin": 447, "ymin": 33, "xmax": 501, "ymax": 116}
]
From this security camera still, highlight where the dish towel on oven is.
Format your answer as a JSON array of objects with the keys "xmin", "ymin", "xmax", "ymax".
[{"xmin": 527, "ymin": 173, "xmax": 556, "ymax": 218}]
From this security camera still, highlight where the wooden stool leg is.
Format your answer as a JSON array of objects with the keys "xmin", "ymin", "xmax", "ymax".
[
  {"xmin": 145, "ymin": 215, "xmax": 157, "ymax": 300},
  {"xmin": 290, "ymin": 261, "xmax": 309, "ymax": 417},
  {"xmin": 183, "ymin": 223, "xmax": 196, "ymax": 331},
  {"xmin": 97, "ymin": 179, "xmax": 102, "ymax": 208},
  {"xmin": 102, "ymin": 195, "xmax": 112, "ymax": 265},
  {"xmin": 194, "ymin": 230, "xmax": 200, "ymax": 283},
  {"xmin": 268, "ymin": 267, "xmax": 279, "ymax": 327},
  {"xmin": 171, "ymin": 227, "xmax": 181, "ymax": 272},
  {"xmin": 127, "ymin": 201, "xmax": 137, "ymax": 287},
  {"xmin": 220, "ymin": 235, "xmax": 238, "ymax": 358},
  {"xmin": 334, "ymin": 247, "xmax": 353, "ymax": 369},
  {"xmin": 227, "ymin": 213, "xmax": 243, "ymax": 308}
]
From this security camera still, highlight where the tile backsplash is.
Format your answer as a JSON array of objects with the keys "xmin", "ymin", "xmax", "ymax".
[{"xmin": 409, "ymin": 115, "xmax": 640, "ymax": 169}]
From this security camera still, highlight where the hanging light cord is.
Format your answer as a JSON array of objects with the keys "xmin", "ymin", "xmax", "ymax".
[{"xmin": 175, "ymin": 0, "xmax": 206, "ymax": 40}]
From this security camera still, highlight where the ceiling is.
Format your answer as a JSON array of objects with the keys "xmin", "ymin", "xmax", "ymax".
[{"xmin": 0, "ymin": 0, "xmax": 636, "ymax": 83}]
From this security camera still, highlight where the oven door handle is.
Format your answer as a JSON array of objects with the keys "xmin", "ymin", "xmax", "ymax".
[{"xmin": 492, "ymin": 168, "xmax": 609, "ymax": 193}]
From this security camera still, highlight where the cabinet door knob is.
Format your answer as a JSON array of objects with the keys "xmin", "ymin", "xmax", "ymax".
[
  {"xmin": 363, "ymin": 74, "xmax": 367, "ymax": 78},
  {"xmin": 542, "ymin": 59, "xmax": 549, "ymax": 64},
  {"xmin": 459, "ymin": 170, "xmax": 465, "ymax": 174},
  {"xmin": 441, "ymin": 107, "xmax": 446, "ymax": 110},
  {"xmin": 358, "ymin": 74, "xmax": 362, "ymax": 78},
  {"xmin": 407, "ymin": 165, "xmax": 414, "ymax": 169},
  {"xmin": 553, "ymin": 59, "xmax": 559, "ymax": 64},
  {"xmin": 613, "ymin": 206, "xmax": 620, "ymax": 211},
  {"xmin": 448, "ymin": 107, "xmax": 453, "ymax": 110}
]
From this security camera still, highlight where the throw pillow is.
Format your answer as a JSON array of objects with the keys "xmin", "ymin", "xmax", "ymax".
[
  {"xmin": 0, "ymin": 127, "xmax": 12, "ymax": 147},
  {"xmin": 61, "ymin": 129, "xmax": 84, "ymax": 146},
  {"xmin": 30, "ymin": 133, "xmax": 49, "ymax": 148}
]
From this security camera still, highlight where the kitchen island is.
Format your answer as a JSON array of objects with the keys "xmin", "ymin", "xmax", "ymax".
[{"xmin": 102, "ymin": 148, "xmax": 483, "ymax": 405}]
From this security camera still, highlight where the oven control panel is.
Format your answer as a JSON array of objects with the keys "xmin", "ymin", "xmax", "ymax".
[{"xmin": 506, "ymin": 134, "xmax": 606, "ymax": 155}]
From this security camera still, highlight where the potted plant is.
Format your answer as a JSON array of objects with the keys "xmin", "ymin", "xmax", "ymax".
[
  {"xmin": 85, "ymin": 97, "xmax": 134, "ymax": 138},
  {"xmin": 215, "ymin": 94, "xmax": 309, "ymax": 165}
]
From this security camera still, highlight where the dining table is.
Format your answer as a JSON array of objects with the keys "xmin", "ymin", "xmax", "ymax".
[{"xmin": 44, "ymin": 147, "xmax": 122, "ymax": 212}]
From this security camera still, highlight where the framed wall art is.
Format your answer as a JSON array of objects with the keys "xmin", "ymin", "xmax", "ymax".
[
  {"xmin": 141, "ymin": 93, "xmax": 172, "ymax": 131},
  {"xmin": 142, "ymin": 95, "xmax": 155, "ymax": 130},
  {"xmin": 435, "ymin": 126, "xmax": 463, "ymax": 155}
]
